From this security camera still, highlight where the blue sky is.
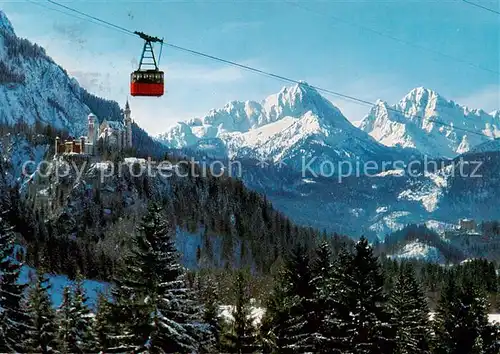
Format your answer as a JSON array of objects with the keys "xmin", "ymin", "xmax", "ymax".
[{"xmin": 2, "ymin": 0, "xmax": 499, "ymax": 134}]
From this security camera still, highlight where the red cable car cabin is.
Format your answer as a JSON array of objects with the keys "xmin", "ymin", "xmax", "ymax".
[
  {"xmin": 131, "ymin": 70, "xmax": 164, "ymax": 97},
  {"xmin": 130, "ymin": 31, "xmax": 165, "ymax": 97}
]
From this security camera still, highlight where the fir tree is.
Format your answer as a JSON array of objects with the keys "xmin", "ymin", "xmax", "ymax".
[
  {"xmin": 0, "ymin": 215, "xmax": 31, "ymax": 352},
  {"xmin": 482, "ymin": 323, "xmax": 500, "ymax": 354},
  {"xmin": 433, "ymin": 278, "xmax": 490, "ymax": 354},
  {"xmin": 202, "ymin": 279, "xmax": 222, "ymax": 352},
  {"xmin": 308, "ymin": 241, "xmax": 335, "ymax": 353},
  {"xmin": 261, "ymin": 243, "xmax": 315, "ymax": 353},
  {"xmin": 25, "ymin": 271, "xmax": 59, "ymax": 353},
  {"xmin": 93, "ymin": 292, "xmax": 114, "ymax": 352},
  {"xmin": 110, "ymin": 203, "xmax": 206, "ymax": 353},
  {"xmin": 389, "ymin": 263, "xmax": 431, "ymax": 354},
  {"xmin": 324, "ymin": 245, "xmax": 355, "ymax": 353},
  {"xmin": 57, "ymin": 286, "xmax": 78, "ymax": 353},
  {"xmin": 343, "ymin": 237, "xmax": 395, "ymax": 353},
  {"xmin": 72, "ymin": 276, "xmax": 96, "ymax": 352},
  {"xmin": 472, "ymin": 335, "xmax": 485, "ymax": 354},
  {"xmin": 259, "ymin": 278, "xmax": 290, "ymax": 353},
  {"xmin": 222, "ymin": 271, "xmax": 259, "ymax": 353}
]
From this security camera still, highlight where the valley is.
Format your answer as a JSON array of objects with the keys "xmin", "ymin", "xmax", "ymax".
[{"xmin": 0, "ymin": 5, "xmax": 499, "ymax": 353}]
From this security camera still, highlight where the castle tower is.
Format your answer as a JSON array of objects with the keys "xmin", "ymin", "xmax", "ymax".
[
  {"xmin": 55, "ymin": 137, "xmax": 60, "ymax": 156},
  {"xmin": 123, "ymin": 100, "xmax": 132, "ymax": 148},
  {"xmin": 87, "ymin": 113, "xmax": 97, "ymax": 145},
  {"xmin": 80, "ymin": 136, "xmax": 86, "ymax": 154}
]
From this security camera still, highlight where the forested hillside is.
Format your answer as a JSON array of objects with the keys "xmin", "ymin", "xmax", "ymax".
[
  {"xmin": 1, "ymin": 208, "xmax": 499, "ymax": 353},
  {"xmin": 0, "ymin": 126, "xmax": 351, "ymax": 281}
]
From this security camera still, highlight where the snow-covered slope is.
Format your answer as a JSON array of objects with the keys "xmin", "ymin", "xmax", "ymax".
[
  {"xmin": 158, "ymin": 83, "xmax": 399, "ymax": 172},
  {"xmin": 0, "ymin": 10, "xmax": 103, "ymax": 136},
  {"xmin": 359, "ymin": 87, "xmax": 500, "ymax": 157},
  {"xmin": 19, "ymin": 266, "xmax": 108, "ymax": 309},
  {"xmin": 0, "ymin": 134, "xmax": 48, "ymax": 186},
  {"xmin": 388, "ymin": 241, "xmax": 445, "ymax": 263}
]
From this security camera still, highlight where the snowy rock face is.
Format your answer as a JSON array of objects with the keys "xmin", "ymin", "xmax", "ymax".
[
  {"xmin": 0, "ymin": 10, "xmax": 15, "ymax": 35},
  {"xmin": 388, "ymin": 241, "xmax": 445, "ymax": 264},
  {"xmin": 359, "ymin": 87, "xmax": 500, "ymax": 157},
  {"xmin": 158, "ymin": 83, "xmax": 396, "ymax": 171},
  {"xmin": 0, "ymin": 10, "xmax": 92, "ymax": 136}
]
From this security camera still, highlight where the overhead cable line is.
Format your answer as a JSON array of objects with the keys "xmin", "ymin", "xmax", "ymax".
[
  {"xmin": 286, "ymin": 1, "xmax": 499, "ymax": 76},
  {"xmin": 30, "ymin": 0, "xmax": 497, "ymax": 140},
  {"xmin": 461, "ymin": 0, "xmax": 500, "ymax": 15}
]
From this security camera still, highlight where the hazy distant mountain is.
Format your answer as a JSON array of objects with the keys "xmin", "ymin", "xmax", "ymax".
[
  {"xmin": 158, "ymin": 82, "xmax": 402, "ymax": 172},
  {"xmin": 359, "ymin": 87, "xmax": 500, "ymax": 157}
]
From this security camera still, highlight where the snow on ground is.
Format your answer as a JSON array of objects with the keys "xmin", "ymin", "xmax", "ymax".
[
  {"xmin": 425, "ymin": 220, "xmax": 457, "ymax": 235},
  {"xmin": 374, "ymin": 169, "xmax": 405, "ymax": 177},
  {"xmin": 490, "ymin": 313, "xmax": 500, "ymax": 324},
  {"xmin": 175, "ymin": 227, "xmax": 205, "ymax": 269},
  {"xmin": 19, "ymin": 266, "xmax": 109, "ymax": 309},
  {"xmin": 426, "ymin": 171, "xmax": 447, "ymax": 188},
  {"xmin": 219, "ymin": 303, "xmax": 265, "ymax": 325},
  {"xmin": 219, "ymin": 306, "xmax": 500, "ymax": 326},
  {"xmin": 398, "ymin": 187, "xmax": 441, "ymax": 213},
  {"xmin": 369, "ymin": 211, "xmax": 412, "ymax": 240},
  {"xmin": 301, "ymin": 178, "xmax": 316, "ymax": 184},
  {"xmin": 388, "ymin": 241, "xmax": 445, "ymax": 263},
  {"xmin": 2, "ymin": 136, "xmax": 48, "ymax": 186},
  {"xmin": 429, "ymin": 312, "xmax": 500, "ymax": 324}
]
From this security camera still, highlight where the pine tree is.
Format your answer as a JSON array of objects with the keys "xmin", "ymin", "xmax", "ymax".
[
  {"xmin": 433, "ymin": 278, "xmax": 490, "ymax": 354},
  {"xmin": 482, "ymin": 322, "xmax": 500, "ymax": 354},
  {"xmin": 93, "ymin": 292, "xmax": 114, "ymax": 352},
  {"xmin": 110, "ymin": 203, "xmax": 206, "ymax": 352},
  {"xmin": 308, "ymin": 241, "xmax": 335, "ymax": 353},
  {"xmin": 222, "ymin": 271, "xmax": 259, "ymax": 353},
  {"xmin": 108, "ymin": 273, "xmax": 148, "ymax": 352},
  {"xmin": 324, "ymin": 245, "xmax": 355, "ymax": 353},
  {"xmin": 72, "ymin": 276, "xmax": 96, "ymax": 352},
  {"xmin": 259, "ymin": 277, "xmax": 289, "ymax": 353},
  {"xmin": 472, "ymin": 335, "xmax": 485, "ymax": 354},
  {"xmin": 342, "ymin": 237, "xmax": 395, "ymax": 353},
  {"xmin": 0, "ymin": 215, "xmax": 31, "ymax": 352},
  {"xmin": 57, "ymin": 286, "xmax": 78, "ymax": 353},
  {"xmin": 25, "ymin": 271, "xmax": 59, "ymax": 353},
  {"xmin": 202, "ymin": 279, "xmax": 222, "ymax": 352},
  {"xmin": 389, "ymin": 263, "xmax": 431, "ymax": 354},
  {"xmin": 260, "ymin": 243, "xmax": 315, "ymax": 353}
]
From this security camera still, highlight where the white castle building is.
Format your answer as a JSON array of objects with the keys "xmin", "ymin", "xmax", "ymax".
[{"xmin": 55, "ymin": 101, "xmax": 133, "ymax": 155}]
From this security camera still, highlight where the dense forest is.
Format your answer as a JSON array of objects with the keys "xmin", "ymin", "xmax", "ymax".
[
  {"xmin": 0, "ymin": 204, "xmax": 499, "ymax": 353},
  {"xmin": 0, "ymin": 122, "xmax": 499, "ymax": 352}
]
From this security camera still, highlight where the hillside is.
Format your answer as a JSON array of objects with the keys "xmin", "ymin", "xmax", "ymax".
[
  {"xmin": 0, "ymin": 10, "xmax": 166, "ymax": 159},
  {"xmin": 3, "ymin": 148, "xmax": 351, "ymax": 280}
]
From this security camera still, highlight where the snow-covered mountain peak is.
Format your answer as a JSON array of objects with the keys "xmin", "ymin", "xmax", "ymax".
[
  {"xmin": 158, "ymin": 83, "xmax": 397, "ymax": 171},
  {"xmin": 263, "ymin": 82, "xmax": 346, "ymax": 128},
  {"xmin": 0, "ymin": 10, "xmax": 146, "ymax": 140},
  {"xmin": 0, "ymin": 10, "xmax": 15, "ymax": 36},
  {"xmin": 402, "ymin": 86, "xmax": 438, "ymax": 101},
  {"xmin": 360, "ymin": 87, "xmax": 500, "ymax": 157},
  {"xmin": 397, "ymin": 87, "xmax": 446, "ymax": 120}
]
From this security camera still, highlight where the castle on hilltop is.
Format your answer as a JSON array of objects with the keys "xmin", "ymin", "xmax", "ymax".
[{"xmin": 55, "ymin": 100, "xmax": 133, "ymax": 155}]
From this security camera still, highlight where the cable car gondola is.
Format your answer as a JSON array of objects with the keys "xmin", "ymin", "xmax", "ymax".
[{"xmin": 130, "ymin": 31, "xmax": 164, "ymax": 97}]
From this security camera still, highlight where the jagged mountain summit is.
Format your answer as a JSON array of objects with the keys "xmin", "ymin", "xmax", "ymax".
[
  {"xmin": 359, "ymin": 87, "xmax": 500, "ymax": 157},
  {"xmin": 158, "ymin": 82, "xmax": 400, "ymax": 172},
  {"xmin": 0, "ymin": 10, "xmax": 166, "ymax": 157},
  {"xmin": 0, "ymin": 10, "xmax": 94, "ymax": 135}
]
